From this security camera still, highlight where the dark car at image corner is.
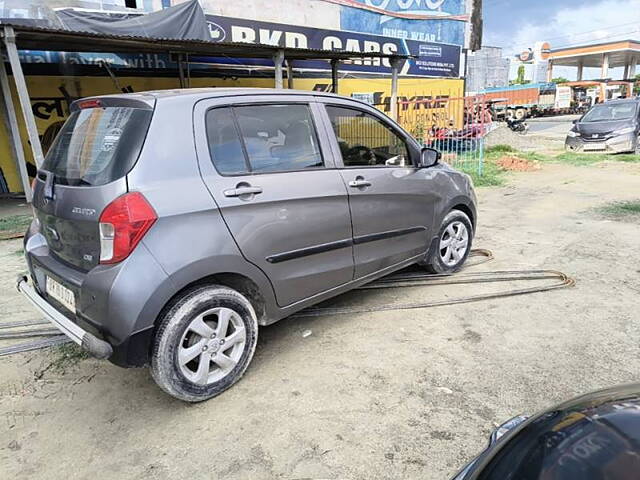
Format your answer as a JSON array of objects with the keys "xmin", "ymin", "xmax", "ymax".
[
  {"xmin": 565, "ymin": 97, "xmax": 640, "ymax": 154},
  {"xmin": 451, "ymin": 383, "xmax": 640, "ymax": 480},
  {"xmin": 18, "ymin": 88, "xmax": 477, "ymax": 402}
]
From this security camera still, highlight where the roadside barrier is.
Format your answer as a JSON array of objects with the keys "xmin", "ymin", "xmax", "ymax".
[{"xmin": 383, "ymin": 94, "xmax": 494, "ymax": 177}]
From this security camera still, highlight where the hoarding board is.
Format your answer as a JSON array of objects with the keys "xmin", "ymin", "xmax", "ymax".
[
  {"xmin": 340, "ymin": 0, "xmax": 467, "ymax": 46},
  {"xmin": 200, "ymin": 14, "xmax": 461, "ymax": 77}
]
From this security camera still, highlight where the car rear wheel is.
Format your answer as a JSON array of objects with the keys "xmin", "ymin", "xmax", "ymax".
[
  {"xmin": 150, "ymin": 285, "xmax": 258, "ymax": 402},
  {"xmin": 420, "ymin": 210, "xmax": 473, "ymax": 274}
]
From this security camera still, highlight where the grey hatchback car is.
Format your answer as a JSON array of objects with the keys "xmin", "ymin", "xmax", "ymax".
[{"xmin": 19, "ymin": 88, "xmax": 477, "ymax": 402}]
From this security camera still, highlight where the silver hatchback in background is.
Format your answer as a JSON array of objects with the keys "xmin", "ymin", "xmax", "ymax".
[
  {"xmin": 566, "ymin": 98, "xmax": 640, "ymax": 153},
  {"xmin": 19, "ymin": 88, "xmax": 477, "ymax": 402}
]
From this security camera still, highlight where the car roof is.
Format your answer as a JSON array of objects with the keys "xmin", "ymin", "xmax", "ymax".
[
  {"xmin": 89, "ymin": 87, "xmax": 363, "ymax": 105},
  {"xmin": 598, "ymin": 97, "xmax": 640, "ymax": 105}
]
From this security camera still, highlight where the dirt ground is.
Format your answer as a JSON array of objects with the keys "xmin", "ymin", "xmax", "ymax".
[{"xmin": 1, "ymin": 160, "xmax": 639, "ymax": 480}]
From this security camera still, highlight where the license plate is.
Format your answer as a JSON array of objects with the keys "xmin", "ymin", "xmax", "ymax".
[
  {"xmin": 583, "ymin": 143, "xmax": 606, "ymax": 151},
  {"xmin": 46, "ymin": 276, "xmax": 76, "ymax": 312}
]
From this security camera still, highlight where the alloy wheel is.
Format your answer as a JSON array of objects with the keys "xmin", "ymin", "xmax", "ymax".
[
  {"xmin": 178, "ymin": 307, "xmax": 247, "ymax": 385},
  {"xmin": 439, "ymin": 221, "xmax": 469, "ymax": 267}
]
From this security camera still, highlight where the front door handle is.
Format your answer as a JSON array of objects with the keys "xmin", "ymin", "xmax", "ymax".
[
  {"xmin": 348, "ymin": 177, "xmax": 372, "ymax": 188},
  {"xmin": 223, "ymin": 185, "xmax": 263, "ymax": 198}
]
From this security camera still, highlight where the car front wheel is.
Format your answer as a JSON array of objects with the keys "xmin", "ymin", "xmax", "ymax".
[
  {"xmin": 150, "ymin": 285, "xmax": 258, "ymax": 402},
  {"xmin": 420, "ymin": 210, "xmax": 473, "ymax": 274}
]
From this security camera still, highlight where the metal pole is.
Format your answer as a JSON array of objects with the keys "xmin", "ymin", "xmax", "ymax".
[
  {"xmin": 177, "ymin": 53, "xmax": 186, "ymax": 88},
  {"xmin": 0, "ymin": 48, "xmax": 32, "ymax": 201},
  {"xmin": 390, "ymin": 57, "xmax": 401, "ymax": 122},
  {"xmin": 273, "ymin": 50, "xmax": 284, "ymax": 89},
  {"xmin": 601, "ymin": 53, "xmax": 610, "ymax": 79},
  {"xmin": 330, "ymin": 59, "xmax": 339, "ymax": 93},
  {"xmin": 286, "ymin": 61, "xmax": 294, "ymax": 89},
  {"xmin": 577, "ymin": 61, "xmax": 584, "ymax": 82},
  {"xmin": 3, "ymin": 26, "xmax": 44, "ymax": 168}
]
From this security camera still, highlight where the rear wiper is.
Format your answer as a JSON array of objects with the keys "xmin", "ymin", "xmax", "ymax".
[{"xmin": 43, "ymin": 170, "xmax": 55, "ymax": 201}]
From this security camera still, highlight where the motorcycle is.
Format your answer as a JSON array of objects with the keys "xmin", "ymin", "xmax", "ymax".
[{"xmin": 506, "ymin": 118, "xmax": 529, "ymax": 135}]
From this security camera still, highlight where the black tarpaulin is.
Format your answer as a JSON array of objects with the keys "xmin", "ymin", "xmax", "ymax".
[{"xmin": 55, "ymin": 0, "xmax": 210, "ymax": 42}]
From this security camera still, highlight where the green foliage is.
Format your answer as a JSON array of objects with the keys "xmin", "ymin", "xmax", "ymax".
[
  {"xmin": 485, "ymin": 144, "xmax": 516, "ymax": 154},
  {"xmin": 512, "ymin": 65, "xmax": 528, "ymax": 85},
  {"xmin": 461, "ymin": 148, "xmax": 640, "ymax": 188},
  {"xmin": 0, "ymin": 215, "xmax": 32, "ymax": 237},
  {"xmin": 52, "ymin": 343, "xmax": 90, "ymax": 371},
  {"xmin": 549, "ymin": 152, "xmax": 640, "ymax": 166},
  {"xmin": 596, "ymin": 200, "xmax": 640, "ymax": 220},
  {"xmin": 462, "ymin": 161, "xmax": 506, "ymax": 187},
  {"xmin": 551, "ymin": 77, "xmax": 570, "ymax": 84}
]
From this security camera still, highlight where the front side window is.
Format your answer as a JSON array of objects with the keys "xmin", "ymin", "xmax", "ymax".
[
  {"xmin": 206, "ymin": 104, "xmax": 323, "ymax": 175},
  {"xmin": 326, "ymin": 106, "xmax": 410, "ymax": 167}
]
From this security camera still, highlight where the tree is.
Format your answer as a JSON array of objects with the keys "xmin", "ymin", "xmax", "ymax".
[
  {"xmin": 551, "ymin": 77, "xmax": 570, "ymax": 84},
  {"xmin": 516, "ymin": 65, "xmax": 526, "ymax": 84},
  {"xmin": 511, "ymin": 65, "xmax": 531, "ymax": 85}
]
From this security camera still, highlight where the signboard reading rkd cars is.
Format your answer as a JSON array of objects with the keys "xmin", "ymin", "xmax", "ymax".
[{"xmin": 200, "ymin": 15, "xmax": 461, "ymax": 77}]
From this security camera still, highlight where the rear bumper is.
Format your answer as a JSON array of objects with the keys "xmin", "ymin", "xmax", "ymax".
[{"xmin": 16, "ymin": 274, "xmax": 113, "ymax": 359}]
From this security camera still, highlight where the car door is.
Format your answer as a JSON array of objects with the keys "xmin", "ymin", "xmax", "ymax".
[
  {"xmin": 319, "ymin": 101, "xmax": 440, "ymax": 279},
  {"xmin": 193, "ymin": 96, "xmax": 353, "ymax": 307}
]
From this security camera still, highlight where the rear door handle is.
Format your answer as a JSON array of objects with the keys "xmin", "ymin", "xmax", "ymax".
[
  {"xmin": 348, "ymin": 178, "xmax": 371, "ymax": 188},
  {"xmin": 223, "ymin": 186, "xmax": 263, "ymax": 198}
]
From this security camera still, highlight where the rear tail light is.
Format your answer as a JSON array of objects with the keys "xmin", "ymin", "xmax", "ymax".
[{"xmin": 99, "ymin": 192, "xmax": 157, "ymax": 264}]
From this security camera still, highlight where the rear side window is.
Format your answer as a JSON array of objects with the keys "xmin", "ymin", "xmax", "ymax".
[
  {"xmin": 205, "ymin": 107, "xmax": 247, "ymax": 175},
  {"xmin": 42, "ymin": 106, "xmax": 152, "ymax": 186},
  {"xmin": 205, "ymin": 104, "xmax": 323, "ymax": 175}
]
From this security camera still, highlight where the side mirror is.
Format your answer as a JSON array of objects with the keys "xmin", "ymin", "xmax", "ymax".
[
  {"xmin": 420, "ymin": 147, "xmax": 441, "ymax": 168},
  {"xmin": 488, "ymin": 415, "xmax": 529, "ymax": 446},
  {"xmin": 572, "ymin": 119, "xmax": 579, "ymax": 124}
]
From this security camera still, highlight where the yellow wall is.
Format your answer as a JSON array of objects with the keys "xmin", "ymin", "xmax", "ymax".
[{"xmin": 0, "ymin": 75, "xmax": 463, "ymax": 193}]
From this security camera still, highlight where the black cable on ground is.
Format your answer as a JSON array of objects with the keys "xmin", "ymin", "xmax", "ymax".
[
  {"xmin": 1, "ymin": 249, "xmax": 575, "ymax": 355},
  {"xmin": 0, "ymin": 336, "xmax": 71, "ymax": 357}
]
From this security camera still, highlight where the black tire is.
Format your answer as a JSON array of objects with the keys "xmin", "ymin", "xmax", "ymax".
[
  {"xmin": 150, "ymin": 285, "xmax": 258, "ymax": 402},
  {"xmin": 420, "ymin": 210, "xmax": 473, "ymax": 274}
]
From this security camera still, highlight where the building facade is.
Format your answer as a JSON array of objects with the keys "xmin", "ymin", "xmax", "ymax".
[{"xmin": 465, "ymin": 46, "xmax": 510, "ymax": 94}]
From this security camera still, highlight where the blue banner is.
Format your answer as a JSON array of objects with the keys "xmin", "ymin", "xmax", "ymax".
[
  {"xmin": 340, "ymin": 0, "xmax": 466, "ymax": 46},
  {"xmin": 200, "ymin": 14, "xmax": 461, "ymax": 77}
]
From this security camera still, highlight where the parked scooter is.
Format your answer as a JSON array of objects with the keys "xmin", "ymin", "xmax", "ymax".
[{"xmin": 506, "ymin": 118, "xmax": 529, "ymax": 135}]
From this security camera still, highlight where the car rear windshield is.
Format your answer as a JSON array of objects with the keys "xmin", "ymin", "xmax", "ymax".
[
  {"xmin": 42, "ymin": 106, "xmax": 153, "ymax": 186},
  {"xmin": 581, "ymin": 103, "xmax": 637, "ymax": 122}
]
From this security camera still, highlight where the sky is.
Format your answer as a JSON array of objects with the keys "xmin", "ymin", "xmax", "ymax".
[{"xmin": 483, "ymin": 0, "xmax": 640, "ymax": 80}]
